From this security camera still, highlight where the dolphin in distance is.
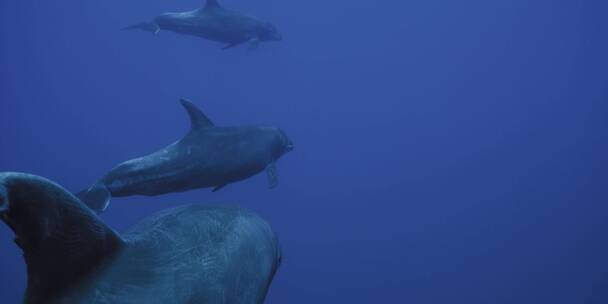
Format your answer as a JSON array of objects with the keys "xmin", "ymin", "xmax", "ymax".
[{"xmin": 123, "ymin": 0, "xmax": 282, "ymax": 50}]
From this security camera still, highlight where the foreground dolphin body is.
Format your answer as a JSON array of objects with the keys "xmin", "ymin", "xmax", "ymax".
[
  {"xmin": 123, "ymin": 0, "xmax": 282, "ymax": 50},
  {"xmin": 77, "ymin": 99, "xmax": 293, "ymax": 213},
  {"xmin": 0, "ymin": 172, "xmax": 281, "ymax": 304}
]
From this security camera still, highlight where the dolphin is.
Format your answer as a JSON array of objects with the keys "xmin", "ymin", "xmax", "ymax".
[
  {"xmin": 76, "ymin": 99, "xmax": 293, "ymax": 213},
  {"xmin": 0, "ymin": 172, "xmax": 281, "ymax": 304},
  {"xmin": 123, "ymin": 0, "xmax": 282, "ymax": 50}
]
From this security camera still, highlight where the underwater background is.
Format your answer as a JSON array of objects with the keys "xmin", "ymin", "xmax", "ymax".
[{"xmin": 1, "ymin": 0, "xmax": 607, "ymax": 303}]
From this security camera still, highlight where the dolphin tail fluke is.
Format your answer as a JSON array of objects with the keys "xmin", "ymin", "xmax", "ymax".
[
  {"xmin": 122, "ymin": 22, "xmax": 160, "ymax": 34},
  {"xmin": 76, "ymin": 184, "xmax": 111, "ymax": 214}
]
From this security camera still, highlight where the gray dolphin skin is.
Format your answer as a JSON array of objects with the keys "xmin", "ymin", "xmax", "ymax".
[
  {"xmin": 0, "ymin": 172, "xmax": 281, "ymax": 304},
  {"xmin": 123, "ymin": 0, "xmax": 282, "ymax": 50},
  {"xmin": 77, "ymin": 99, "xmax": 293, "ymax": 213}
]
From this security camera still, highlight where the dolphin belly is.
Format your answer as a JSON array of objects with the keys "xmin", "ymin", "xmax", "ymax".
[
  {"xmin": 100, "ymin": 148, "xmax": 217, "ymax": 197},
  {"xmin": 99, "ymin": 142, "xmax": 247, "ymax": 197},
  {"xmin": 102, "ymin": 165, "xmax": 215, "ymax": 197},
  {"xmin": 162, "ymin": 22, "xmax": 248, "ymax": 44}
]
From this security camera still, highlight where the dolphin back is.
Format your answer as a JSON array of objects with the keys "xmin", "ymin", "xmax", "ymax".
[
  {"xmin": 123, "ymin": 205, "xmax": 281, "ymax": 303},
  {"xmin": 62, "ymin": 205, "xmax": 282, "ymax": 303}
]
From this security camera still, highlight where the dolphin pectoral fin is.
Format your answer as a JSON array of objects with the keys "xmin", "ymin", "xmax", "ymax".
[
  {"xmin": 212, "ymin": 184, "xmax": 227, "ymax": 192},
  {"xmin": 222, "ymin": 42, "xmax": 242, "ymax": 50},
  {"xmin": 75, "ymin": 184, "xmax": 111, "ymax": 214},
  {"xmin": 248, "ymin": 37, "xmax": 260, "ymax": 51},
  {"xmin": 266, "ymin": 162, "xmax": 279, "ymax": 189},
  {"xmin": 149, "ymin": 22, "xmax": 160, "ymax": 35},
  {"xmin": 122, "ymin": 22, "xmax": 160, "ymax": 34}
]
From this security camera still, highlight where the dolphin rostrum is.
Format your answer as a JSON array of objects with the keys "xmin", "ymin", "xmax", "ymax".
[
  {"xmin": 77, "ymin": 99, "xmax": 293, "ymax": 213},
  {"xmin": 0, "ymin": 172, "xmax": 281, "ymax": 304},
  {"xmin": 123, "ymin": 0, "xmax": 282, "ymax": 50}
]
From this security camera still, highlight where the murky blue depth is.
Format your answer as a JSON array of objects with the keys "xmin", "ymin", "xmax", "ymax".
[{"xmin": 1, "ymin": 0, "xmax": 607, "ymax": 303}]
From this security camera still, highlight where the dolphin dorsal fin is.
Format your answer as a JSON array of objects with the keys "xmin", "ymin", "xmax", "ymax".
[
  {"xmin": 0, "ymin": 173, "xmax": 124, "ymax": 302},
  {"xmin": 180, "ymin": 98, "xmax": 215, "ymax": 130},
  {"xmin": 205, "ymin": 0, "xmax": 221, "ymax": 9}
]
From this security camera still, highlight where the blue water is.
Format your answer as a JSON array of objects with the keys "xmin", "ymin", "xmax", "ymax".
[{"xmin": 1, "ymin": 0, "xmax": 607, "ymax": 303}]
